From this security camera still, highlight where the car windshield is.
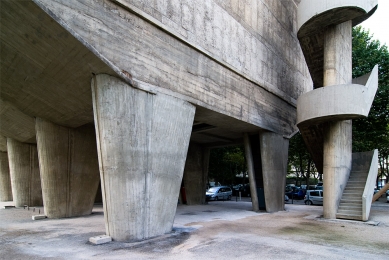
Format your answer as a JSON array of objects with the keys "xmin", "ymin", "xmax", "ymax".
[{"xmin": 207, "ymin": 187, "xmax": 219, "ymax": 192}]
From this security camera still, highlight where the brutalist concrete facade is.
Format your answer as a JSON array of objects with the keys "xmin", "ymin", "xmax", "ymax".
[{"xmin": 0, "ymin": 0, "xmax": 378, "ymax": 240}]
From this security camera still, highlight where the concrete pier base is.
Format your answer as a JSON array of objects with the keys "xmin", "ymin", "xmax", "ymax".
[
  {"xmin": 7, "ymin": 139, "xmax": 42, "ymax": 207},
  {"xmin": 92, "ymin": 74, "xmax": 195, "ymax": 241},
  {"xmin": 323, "ymin": 120, "xmax": 352, "ymax": 218},
  {"xmin": 322, "ymin": 21, "xmax": 352, "ymax": 219},
  {"xmin": 260, "ymin": 132, "xmax": 289, "ymax": 212},
  {"xmin": 182, "ymin": 143, "xmax": 210, "ymax": 205},
  {"xmin": 35, "ymin": 119, "xmax": 100, "ymax": 218},
  {"xmin": 0, "ymin": 152, "xmax": 13, "ymax": 201}
]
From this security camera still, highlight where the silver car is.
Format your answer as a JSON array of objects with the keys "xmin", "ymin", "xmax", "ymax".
[
  {"xmin": 206, "ymin": 186, "xmax": 232, "ymax": 201},
  {"xmin": 304, "ymin": 190, "xmax": 323, "ymax": 205}
]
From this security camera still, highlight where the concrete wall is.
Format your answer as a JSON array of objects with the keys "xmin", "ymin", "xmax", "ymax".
[
  {"xmin": 0, "ymin": 152, "xmax": 13, "ymax": 201},
  {"xmin": 183, "ymin": 143, "xmax": 210, "ymax": 205},
  {"xmin": 92, "ymin": 74, "xmax": 195, "ymax": 241},
  {"xmin": 7, "ymin": 139, "xmax": 43, "ymax": 207},
  {"xmin": 35, "ymin": 118, "xmax": 100, "ymax": 218}
]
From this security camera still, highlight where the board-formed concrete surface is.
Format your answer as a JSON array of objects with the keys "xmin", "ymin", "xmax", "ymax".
[{"xmin": 0, "ymin": 199, "xmax": 388, "ymax": 259}]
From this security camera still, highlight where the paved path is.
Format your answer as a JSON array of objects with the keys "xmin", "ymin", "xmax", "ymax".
[{"xmin": 0, "ymin": 197, "xmax": 388, "ymax": 259}]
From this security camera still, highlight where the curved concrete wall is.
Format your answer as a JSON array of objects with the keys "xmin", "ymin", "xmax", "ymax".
[
  {"xmin": 297, "ymin": 64, "xmax": 378, "ymax": 126},
  {"xmin": 298, "ymin": 0, "xmax": 377, "ymax": 31}
]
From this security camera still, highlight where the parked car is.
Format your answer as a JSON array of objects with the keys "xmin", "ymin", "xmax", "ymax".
[
  {"xmin": 304, "ymin": 190, "xmax": 323, "ymax": 205},
  {"xmin": 285, "ymin": 195, "xmax": 289, "ymax": 202},
  {"xmin": 206, "ymin": 186, "xmax": 232, "ymax": 201},
  {"xmin": 285, "ymin": 187, "xmax": 305, "ymax": 200}
]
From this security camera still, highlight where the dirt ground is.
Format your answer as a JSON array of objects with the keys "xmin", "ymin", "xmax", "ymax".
[{"xmin": 0, "ymin": 197, "xmax": 388, "ymax": 259}]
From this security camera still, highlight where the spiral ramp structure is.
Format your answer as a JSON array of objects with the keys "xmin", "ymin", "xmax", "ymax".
[{"xmin": 296, "ymin": 0, "xmax": 378, "ymax": 221}]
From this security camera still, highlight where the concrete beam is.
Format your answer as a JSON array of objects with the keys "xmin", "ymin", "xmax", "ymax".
[
  {"xmin": 0, "ymin": 152, "xmax": 13, "ymax": 201},
  {"xmin": 35, "ymin": 118, "xmax": 100, "ymax": 218},
  {"xmin": 260, "ymin": 132, "xmax": 289, "ymax": 213},
  {"xmin": 7, "ymin": 138, "xmax": 42, "ymax": 207},
  {"xmin": 182, "ymin": 143, "xmax": 210, "ymax": 205},
  {"xmin": 92, "ymin": 74, "xmax": 195, "ymax": 241}
]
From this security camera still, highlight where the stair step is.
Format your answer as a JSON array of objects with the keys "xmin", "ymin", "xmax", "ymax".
[
  {"xmin": 336, "ymin": 213, "xmax": 363, "ymax": 221},
  {"xmin": 348, "ymin": 177, "xmax": 367, "ymax": 181},
  {"xmin": 337, "ymin": 209, "xmax": 362, "ymax": 216},
  {"xmin": 340, "ymin": 199, "xmax": 362, "ymax": 204},
  {"xmin": 342, "ymin": 193, "xmax": 363, "ymax": 196},
  {"xmin": 344, "ymin": 187, "xmax": 364, "ymax": 191},
  {"xmin": 339, "ymin": 202, "xmax": 362, "ymax": 207},
  {"xmin": 338, "ymin": 205, "xmax": 361, "ymax": 211}
]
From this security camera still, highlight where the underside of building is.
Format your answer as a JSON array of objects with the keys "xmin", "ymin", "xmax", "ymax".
[{"xmin": 0, "ymin": 0, "xmax": 379, "ymax": 242}]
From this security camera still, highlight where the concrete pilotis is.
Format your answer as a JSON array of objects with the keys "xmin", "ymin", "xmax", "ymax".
[
  {"xmin": 322, "ymin": 21, "xmax": 352, "ymax": 219},
  {"xmin": 92, "ymin": 74, "xmax": 195, "ymax": 241},
  {"xmin": 243, "ymin": 133, "xmax": 259, "ymax": 212},
  {"xmin": 183, "ymin": 143, "xmax": 210, "ymax": 205},
  {"xmin": 0, "ymin": 152, "xmax": 13, "ymax": 201},
  {"xmin": 7, "ymin": 138, "xmax": 42, "ymax": 207},
  {"xmin": 35, "ymin": 119, "xmax": 100, "ymax": 218},
  {"xmin": 260, "ymin": 132, "xmax": 289, "ymax": 212}
]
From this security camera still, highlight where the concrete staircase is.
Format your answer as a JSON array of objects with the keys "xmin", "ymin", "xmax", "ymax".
[
  {"xmin": 336, "ymin": 170, "xmax": 368, "ymax": 220},
  {"xmin": 336, "ymin": 150, "xmax": 378, "ymax": 221}
]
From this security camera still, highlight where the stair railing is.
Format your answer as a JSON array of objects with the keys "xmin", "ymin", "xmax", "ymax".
[{"xmin": 362, "ymin": 149, "xmax": 378, "ymax": 221}]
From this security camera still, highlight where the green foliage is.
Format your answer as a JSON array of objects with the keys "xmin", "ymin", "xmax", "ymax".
[
  {"xmin": 287, "ymin": 132, "xmax": 318, "ymax": 185},
  {"xmin": 352, "ymin": 26, "xmax": 389, "ymax": 180},
  {"xmin": 208, "ymin": 145, "xmax": 247, "ymax": 185}
]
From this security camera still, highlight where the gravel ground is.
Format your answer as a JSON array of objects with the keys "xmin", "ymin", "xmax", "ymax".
[{"xmin": 0, "ymin": 197, "xmax": 388, "ymax": 259}]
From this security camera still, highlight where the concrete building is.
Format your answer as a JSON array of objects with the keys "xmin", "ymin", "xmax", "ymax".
[{"xmin": 0, "ymin": 0, "xmax": 378, "ymax": 241}]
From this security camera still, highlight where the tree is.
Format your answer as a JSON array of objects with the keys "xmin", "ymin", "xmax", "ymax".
[
  {"xmin": 208, "ymin": 146, "xmax": 247, "ymax": 185},
  {"xmin": 352, "ymin": 26, "xmax": 389, "ymax": 185},
  {"xmin": 287, "ymin": 132, "xmax": 318, "ymax": 186}
]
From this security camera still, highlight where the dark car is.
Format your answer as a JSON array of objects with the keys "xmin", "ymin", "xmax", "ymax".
[
  {"xmin": 239, "ymin": 184, "xmax": 251, "ymax": 197},
  {"xmin": 285, "ymin": 187, "xmax": 305, "ymax": 200}
]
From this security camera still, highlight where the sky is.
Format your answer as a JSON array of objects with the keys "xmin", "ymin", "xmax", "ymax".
[{"xmin": 359, "ymin": 0, "xmax": 389, "ymax": 46}]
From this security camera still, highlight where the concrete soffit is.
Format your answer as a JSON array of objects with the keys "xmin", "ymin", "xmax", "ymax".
[
  {"xmin": 297, "ymin": 0, "xmax": 378, "ymax": 32},
  {"xmin": 34, "ymin": 0, "xmax": 297, "ymax": 108}
]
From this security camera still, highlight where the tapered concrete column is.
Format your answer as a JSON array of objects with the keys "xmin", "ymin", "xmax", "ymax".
[
  {"xmin": 323, "ymin": 21, "xmax": 352, "ymax": 219},
  {"xmin": 35, "ymin": 119, "xmax": 100, "ymax": 218},
  {"xmin": 7, "ymin": 138, "xmax": 42, "ymax": 207},
  {"xmin": 260, "ymin": 132, "xmax": 289, "ymax": 212},
  {"xmin": 92, "ymin": 74, "xmax": 195, "ymax": 241},
  {"xmin": 243, "ymin": 133, "xmax": 259, "ymax": 212},
  {"xmin": 0, "ymin": 152, "xmax": 13, "ymax": 201},
  {"xmin": 183, "ymin": 143, "xmax": 210, "ymax": 205}
]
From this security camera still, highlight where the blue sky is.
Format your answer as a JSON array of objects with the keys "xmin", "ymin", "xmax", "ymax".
[{"xmin": 360, "ymin": 0, "xmax": 389, "ymax": 46}]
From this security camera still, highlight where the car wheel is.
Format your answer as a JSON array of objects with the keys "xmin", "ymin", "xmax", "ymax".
[
  {"xmin": 305, "ymin": 200, "xmax": 313, "ymax": 205},
  {"xmin": 227, "ymin": 195, "xmax": 231, "ymax": 200},
  {"xmin": 215, "ymin": 196, "xmax": 219, "ymax": 201}
]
